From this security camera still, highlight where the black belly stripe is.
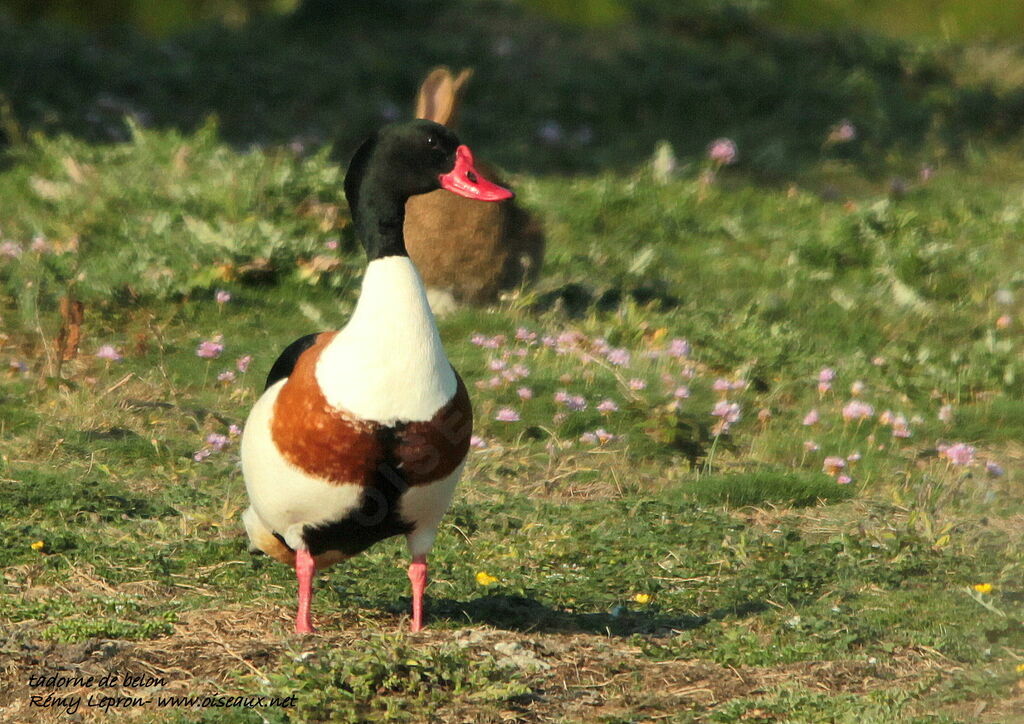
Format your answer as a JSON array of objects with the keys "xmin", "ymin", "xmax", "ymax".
[{"xmin": 301, "ymin": 427, "xmax": 414, "ymax": 557}]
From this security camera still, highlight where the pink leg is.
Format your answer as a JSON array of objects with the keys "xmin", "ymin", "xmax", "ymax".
[
  {"xmin": 295, "ymin": 549, "xmax": 316, "ymax": 634},
  {"xmin": 407, "ymin": 555, "xmax": 428, "ymax": 633}
]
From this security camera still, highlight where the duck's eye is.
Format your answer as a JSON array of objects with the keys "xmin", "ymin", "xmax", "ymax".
[{"xmin": 425, "ymin": 134, "xmax": 436, "ymax": 147}]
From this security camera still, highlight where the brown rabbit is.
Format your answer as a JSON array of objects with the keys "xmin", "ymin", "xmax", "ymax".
[{"xmin": 404, "ymin": 67, "xmax": 544, "ymax": 311}]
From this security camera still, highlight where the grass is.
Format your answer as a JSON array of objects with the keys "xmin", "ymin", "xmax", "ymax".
[
  {"xmin": 2, "ymin": 2, "xmax": 1024, "ymax": 722},
  {"xmin": 686, "ymin": 471, "xmax": 855, "ymax": 507}
]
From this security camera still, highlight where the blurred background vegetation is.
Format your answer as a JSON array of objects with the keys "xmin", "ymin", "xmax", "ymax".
[
  {"xmin": 5, "ymin": 0, "xmax": 1024, "ymax": 40},
  {"xmin": 0, "ymin": 0, "xmax": 1022, "ymax": 178}
]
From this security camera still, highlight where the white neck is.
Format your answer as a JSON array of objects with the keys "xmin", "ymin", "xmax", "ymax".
[{"xmin": 316, "ymin": 256, "xmax": 456, "ymax": 425}]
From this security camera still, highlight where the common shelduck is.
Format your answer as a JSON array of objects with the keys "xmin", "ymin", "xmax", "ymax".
[{"xmin": 240, "ymin": 120, "xmax": 513, "ymax": 633}]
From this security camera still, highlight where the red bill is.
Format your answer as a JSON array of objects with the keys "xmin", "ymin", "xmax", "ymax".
[{"xmin": 439, "ymin": 145, "xmax": 514, "ymax": 201}]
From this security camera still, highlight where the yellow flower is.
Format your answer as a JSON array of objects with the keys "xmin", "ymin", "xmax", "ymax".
[
  {"xmin": 1016, "ymin": 663, "xmax": 1024, "ymax": 674},
  {"xmin": 30, "ymin": 541, "xmax": 45, "ymax": 551},
  {"xmin": 973, "ymin": 583, "xmax": 994, "ymax": 594},
  {"xmin": 633, "ymin": 593, "xmax": 652, "ymax": 605},
  {"xmin": 475, "ymin": 571, "xmax": 498, "ymax": 587}
]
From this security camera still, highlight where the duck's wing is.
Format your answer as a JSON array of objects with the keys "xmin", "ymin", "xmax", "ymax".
[{"xmin": 264, "ymin": 333, "xmax": 322, "ymax": 390}]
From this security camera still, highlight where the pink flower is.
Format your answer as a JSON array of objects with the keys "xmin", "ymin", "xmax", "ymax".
[
  {"xmin": 517, "ymin": 387, "xmax": 533, "ymax": 400},
  {"xmin": 804, "ymin": 441, "xmax": 820, "ymax": 452},
  {"xmin": 215, "ymin": 290, "xmax": 231, "ymax": 304},
  {"xmin": 580, "ymin": 428, "xmax": 617, "ymax": 445},
  {"xmin": 802, "ymin": 409, "xmax": 819, "ymax": 426},
  {"xmin": 836, "ymin": 475, "xmax": 853, "ymax": 485},
  {"xmin": 495, "ymin": 408, "xmax": 520, "ymax": 422},
  {"xmin": 567, "ymin": 395, "xmax": 587, "ymax": 411},
  {"xmin": 711, "ymin": 400, "xmax": 741, "ymax": 424},
  {"xmin": 470, "ymin": 334, "xmax": 504, "ymax": 349},
  {"xmin": 470, "ymin": 435, "xmax": 488, "ymax": 449},
  {"xmin": 0, "ymin": 241, "xmax": 22, "ymax": 258},
  {"xmin": 879, "ymin": 410, "xmax": 894, "ymax": 426},
  {"xmin": 196, "ymin": 338, "xmax": 224, "ymax": 359},
  {"xmin": 669, "ymin": 339, "xmax": 691, "ymax": 358},
  {"xmin": 829, "ymin": 120, "xmax": 856, "ymax": 143},
  {"xmin": 823, "ymin": 456, "xmax": 846, "ymax": 475},
  {"xmin": 325, "ymin": 239, "xmax": 339, "ymax": 250},
  {"xmin": 555, "ymin": 331, "xmax": 585, "ymax": 352},
  {"xmin": 236, "ymin": 355, "xmax": 252, "ymax": 373},
  {"xmin": 597, "ymin": 399, "xmax": 619, "ymax": 413},
  {"xmin": 673, "ymin": 386, "xmax": 691, "ymax": 400},
  {"xmin": 996, "ymin": 314, "xmax": 1012, "ymax": 330},
  {"xmin": 818, "ymin": 367, "xmax": 836, "ymax": 384},
  {"xmin": 847, "ymin": 452, "xmax": 862, "ymax": 463},
  {"xmin": 488, "ymin": 358, "xmax": 507, "ymax": 372},
  {"xmin": 192, "ymin": 449, "xmax": 212, "ymax": 462},
  {"xmin": 554, "ymin": 391, "xmax": 587, "ymax": 410},
  {"xmin": 606, "ymin": 348, "xmax": 631, "ymax": 366},
  {"xmin": 938, "ymin": 404, "xmax": 953, "ymax": 424},
  {"xmin": 818, "ymin": 382, "xmax": 832, "ymax": 394},
  {"xmin": 95, "ymin": 345, "xmax": 123, "ymax": 361},
  {"xmin": 707, "ymin": 138, "xmax": 737, "ymax": 165},
  {"xmin": 872, "ymin": 356, "xmax": 886, "ymax": 366},
  {"xmin": 841, "ymin": 400, "xmax": 874, "ymax": 422},
  {"xmin": 228, "ymin": 424, "xmax": 242, "ymax": 436},
  {"xmin": 515, "ymin": 327, "xmax": 537, "ymax": 343},
  {"xmin": 217, "ymin": 370, "xmax": 236, "ymax": 383},
  {"xmin": 206, "ymin": 433, "xmax": 230, "ymax": 451},
  {"xmin": 942, "ymin": 443, "xmax": 975, "ymax": 466},
  {"xmin": 712, "ymin": 378, "xmax": 731, "ymax": 392},
  {"xmin": 30, "ymin": 236, "xmax": 50, "ymax": 254},
  {"xmin": 628, "ymin": 378, "xmax": 647, "ymax": 391},
  {"xmin": 891, "ymin": 415, "xmax": 911, "ymax": 438}
]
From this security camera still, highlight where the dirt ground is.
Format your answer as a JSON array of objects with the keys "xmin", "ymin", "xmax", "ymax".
[{"xmin": 5, "ymin": 601, "xmax": 1017, "ymax": 723}]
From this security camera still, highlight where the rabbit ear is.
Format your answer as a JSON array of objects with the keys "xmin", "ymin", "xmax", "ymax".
[
  {"xmin": 415, "ymin": 67, "xmax": 474, "ymax": 126},
  {"xmin": 415, "ymin": 67, "xmax": 453, "ymax": 123},
  {"xmin": 451, "ymin": 68, "xmax": 474, "ymax": 98}
]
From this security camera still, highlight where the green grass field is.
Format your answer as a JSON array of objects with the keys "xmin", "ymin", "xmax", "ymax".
[{"xmin": 1, "ymin": 2, "xmax": 1023, "ymax": 722}]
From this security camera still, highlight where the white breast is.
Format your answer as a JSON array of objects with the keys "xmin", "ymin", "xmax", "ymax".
[{"xmin": 315, "ymin": 256, "xmax": 456, "ymax": 426}]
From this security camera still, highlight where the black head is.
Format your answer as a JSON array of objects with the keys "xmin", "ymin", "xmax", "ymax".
[
  {"xmin": 344, "ymin": 120, "xmax": 512, "ymax": 215},
  {"xmin": 343, "ymin": 120, "xmax": 455, "ymax": 211},
  {"xmin": 343, "ymin": 120, "xmax": 513, "ymax": 260}
]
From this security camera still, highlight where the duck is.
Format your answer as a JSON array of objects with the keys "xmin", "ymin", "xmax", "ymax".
[{"xmin": 239, "ymin": 120, "xmax": 513, "ymax": 634}]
